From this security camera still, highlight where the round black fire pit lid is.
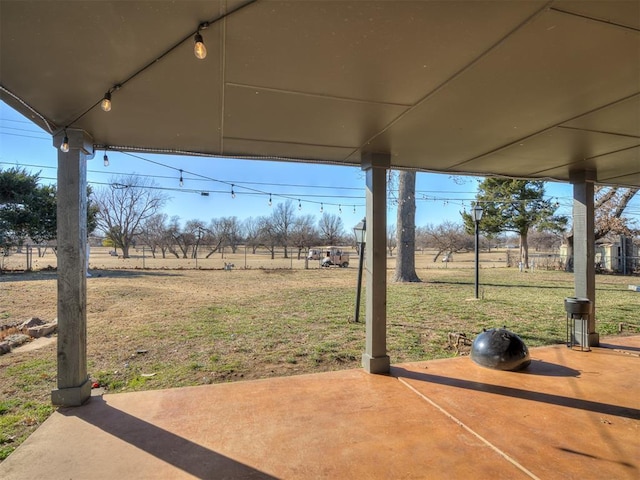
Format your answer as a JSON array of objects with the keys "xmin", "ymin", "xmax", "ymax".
[{"xmin": 471, "ymin": 328, "xmax": 531, "ymax": 371}]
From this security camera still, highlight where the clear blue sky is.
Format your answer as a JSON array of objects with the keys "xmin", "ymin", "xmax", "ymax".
[{"xmin": 4, "ymin": 100, "xmax": 635, "ymax": 233}]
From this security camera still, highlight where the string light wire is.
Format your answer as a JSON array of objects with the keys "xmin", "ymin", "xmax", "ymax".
[{"xmin": 58, "ymin": 1, "xmax": 258, "ymax": 129}]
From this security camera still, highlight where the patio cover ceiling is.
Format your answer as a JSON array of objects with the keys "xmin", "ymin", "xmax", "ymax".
[{"xmin": 1, "ymin": 0, "xmax": 639, "ymax": 187}]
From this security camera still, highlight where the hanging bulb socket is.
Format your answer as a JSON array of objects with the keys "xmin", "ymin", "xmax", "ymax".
[
  {"xmin": 231, "ymin": 185, "xmax": 236, "ymax": 199},
  {"xmin": 103, "ymin": 152, "xmax": 109, "ymax": 167},
  {"xmin": 320, "ymin": 203, "xmax": 324, "ymax": 213},
  {"xmin": 268, "ymin": 194, "xmax": 272, "ymax": 206},
  {"xmin": 194, "ymin": 32, "xmax": 207, "ymax": 59},
  {"xmin": 60, "ymin": 132, "xmax": 70, "ymax": 152},
  {"xmin": 101, "ymin": 92, "xmax": 112, "ymax": 112},
  {"xmin": 179, "ymin": 169, "xmax": 184, "ymax": 187},
  {"xmin": 298, "ymin": 199, "xmax": 302, "ymax": 210}
]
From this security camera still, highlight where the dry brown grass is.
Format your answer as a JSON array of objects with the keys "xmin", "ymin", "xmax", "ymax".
[{"xmin": 1, "ymin": 247, "xmax": 638, "ymax": 461}]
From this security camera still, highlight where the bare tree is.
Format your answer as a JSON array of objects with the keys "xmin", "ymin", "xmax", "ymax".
[
  {"xmin": 185, "ymin": 219, "xmax": 207, "ymax": 258},
  {"xmin": 167, "ymin": 216, "xmax": 191, "ymax": 258},
  {"xmin": 218, "ymin": 216, "xmax": 243, "ymax": 254},
  {"xmin": 529, "ymin": 228, "xmax": 563, "ymax": 252},
  {"xmin": 387, "ymin": 224, "xmax": 397, "ymax": 256},
  {"xmin": 204, "ymin": 218, "xmax": 231, "ymax": 258},
  {"xmin": 594, "ymin": 187, "xmax": 639, "ymax": 238},
  {"xmin": 318, "ymin": 213, "xmax": 344, "ymax": 245},
  {"xmin": 257, "ymin": 216, "xmax": 278, "ymax": 259},
  {"xmin": 94, "ymin": 176, "xmax": 167, "ymax": 258},
  {"xmin": 394, "ymin": 170, "xmax": 420, "ymax": 282},
  {"xmin": 291, "ymin": 215, "xmax": 319, "ymax": 259},
  {"xmin": 243, "ymin": 217, "xmax": 262, "ymax": 254},
  {"xmin": 139, "ymin": 213, "xmax": 169, "ymax": 258},
  {"xmin": 270, "ymin": 201, "xmax": 296, "ymax": 258},
  {"xmin": 424, "ymin": 221, "xmax": 473, "ymax": 262},
  {"xmin": 415, "ymin": 226, "xmax": 430, "ymax": 253},
  {"xmin": 565, "ymin": 186, "xmax": 638, "ymax": 270}
]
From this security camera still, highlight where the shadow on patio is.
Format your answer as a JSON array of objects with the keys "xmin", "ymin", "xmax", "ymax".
[{"xmin": 1, "ymin": 336, "xmax": 638, "ymax": 479}]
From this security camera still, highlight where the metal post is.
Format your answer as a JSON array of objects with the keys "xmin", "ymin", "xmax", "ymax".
[
  {"xmin": 474, "ymin": 219, "xmax": 480, "ymax": 299},
  {"xmin": 354, "ymin": 243, "xmax": 365, "ymax": 323}
]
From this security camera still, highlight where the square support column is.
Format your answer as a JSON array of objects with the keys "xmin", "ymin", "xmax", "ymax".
[
  {"xmin": 571, "ymin": 171, "xmax": 599, "ymax": 347},
  {"xmin": 361, "ymin": 153, "xmax": 390, "ymax": 374},
  {"xmin": 51, "ymin": 129, "xmax": 94, "ymax": 406}
]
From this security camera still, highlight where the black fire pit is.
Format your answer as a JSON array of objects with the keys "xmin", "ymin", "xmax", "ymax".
[{"xmin": 471, "ymin": 327, "xmax": 531, "ymax": 371}]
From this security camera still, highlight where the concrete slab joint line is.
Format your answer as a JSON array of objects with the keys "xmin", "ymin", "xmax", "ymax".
[{"xmin": 396, "ymin": 376, "xmax": 542, "ymax": 480}]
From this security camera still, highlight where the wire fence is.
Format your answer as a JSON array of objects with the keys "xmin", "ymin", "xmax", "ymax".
[{"xmin": 2, "ymin": 245, "xmax": 638, "ymax": 275}]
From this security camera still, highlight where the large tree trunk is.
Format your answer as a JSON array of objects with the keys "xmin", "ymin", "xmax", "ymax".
[{"xmin": 394, "ymin": 170, "xmax": 421, "ymax": 282}]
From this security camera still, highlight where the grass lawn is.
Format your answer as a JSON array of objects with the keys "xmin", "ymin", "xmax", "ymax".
[{"xmin": 1, "ymin": 264, "xmax": 639, "ymax": 461}]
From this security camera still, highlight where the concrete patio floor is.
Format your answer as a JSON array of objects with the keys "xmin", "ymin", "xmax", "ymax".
[{"xmin": 1, "ymin": 336, "xmax": 638, "ymax": 480}]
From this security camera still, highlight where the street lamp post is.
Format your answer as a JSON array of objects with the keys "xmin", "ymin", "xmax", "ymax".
[
  {"xmin": 353, "ymin": 218, "xmax": 366, "ymax": 323},
  {"xmin": 472, "ymin": 204, "xmax": 484, "ymax": 299}
]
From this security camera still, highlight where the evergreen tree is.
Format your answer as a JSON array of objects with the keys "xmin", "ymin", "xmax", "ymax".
[{"xmin": 462, "ymin": 178, "xmax": 567, "ymax": 268}]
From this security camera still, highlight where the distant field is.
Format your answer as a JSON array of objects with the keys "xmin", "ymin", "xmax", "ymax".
[{"xmin": 2, "ymin": 245, "xmax": 550, "ymax": 271}]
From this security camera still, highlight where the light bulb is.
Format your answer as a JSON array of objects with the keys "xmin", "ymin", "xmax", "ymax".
[
  {"xmin": 179, "ymin": 169, "xmax": 184, "ymax": 187},
  {"xmin": 60, "ymin": 134, "xmax": 70, "ymax": 152},
  {"xmin": 298, "ymin": 199, "xmax": 302, "ymax": 210},
  {"xmin": 339, "ymin": 204, "xmax": 342, "ymax": 214},
  {"xmin": 194, "ymin": 33, "xmax": 207, "ymax": 59},
  {"xmin": 268, "ymin": 194, "xmax": 272, "ymax": 206},
  {"xmin": 320, "ymin": 203, "xmax": 323, "ymax": 213},
  {"xmin": 353, "ymin": 205, "xmax": 356, "ymax": 213},
  {"xmin": 101, "ymin": 92, "xmax": 112, "ymax": 112},
  {"xmin": 103, "ymin": 153, "xmax": 109, "ymax": 167}
]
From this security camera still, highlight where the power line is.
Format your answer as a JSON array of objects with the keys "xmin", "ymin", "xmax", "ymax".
[
  {"xmin": 0, "ymin": 131, "xmax": 50, "ymax": 141},
  {"xmin": 0, "ymin": 117, "xmax": 35, "ymax": 125},
  {"xmin": 0, "ymin": 160, "xmax": 360, "ymax": 192},
  {"xmin": 2, "ymin": 160, "xmax": 574, "ymax": 206},
  {"xmin": 0, "ymin": 125, "xmax": 47, "ymax": 134},
  {"xmin": 4, "ymin": 158, "xmax": 636, "ymax": 219}
]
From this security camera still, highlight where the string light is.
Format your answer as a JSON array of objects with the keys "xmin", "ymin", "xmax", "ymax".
[
  {"xmin": 58, "ymin": 2, "xmax": 261, "ymax": 129},
  {"xmin": 49, "ymin": 146, "xmax": 371, "ymax": 209},
  {"xmin": 7, "ymin": 153, "xmax": 573, "ymax": 214},
  {"xmin": 353, "ymin": 205, "xmax": 356, "ymax": 213},
  {"xmin": 101, "ymin": 92, "xmax": 112, "ymax": 112},
  {"xmin": 194, "ymin": 32, "xmax": 207, "ymax": 59},
  {"xmin": 231, "ymin": 184, "xmax": 236, "ymax": 198},
  {"xmin": 338, "ymin": 204, "xmax": 342, "ymax": 214},
  {"xmin": 60, "ymin": 131, "xmax": 69, "ymax": 152},
  {"xmin": 103, "ymin": 151, "xmax": 109, "ymax": 167}
]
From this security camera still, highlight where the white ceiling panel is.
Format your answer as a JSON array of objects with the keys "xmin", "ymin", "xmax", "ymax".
[{"xmin": 0, "ymin": 0, "xmax": 638, "ymax": 186}]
